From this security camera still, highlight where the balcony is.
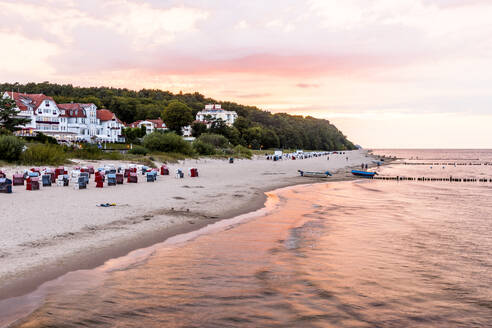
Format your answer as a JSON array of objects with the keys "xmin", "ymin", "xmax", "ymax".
[{"xmin": 36, "ymin": 117, "xmax": 59, "ymax": 124}]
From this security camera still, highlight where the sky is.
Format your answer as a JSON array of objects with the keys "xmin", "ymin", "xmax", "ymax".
[{"xmin": 1, "ymin": 0, "xmax": 491, "ymax": 148}]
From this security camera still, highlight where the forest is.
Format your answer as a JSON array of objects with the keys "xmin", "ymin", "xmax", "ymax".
[{"xmin": 1, "ymin": 82, "xmax": 355, "ymax": 150}]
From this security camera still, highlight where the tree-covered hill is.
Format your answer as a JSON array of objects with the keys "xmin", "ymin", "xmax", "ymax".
[{"xmin": 1, "ymin": 82, "xmax": 355, "ymax": 150}]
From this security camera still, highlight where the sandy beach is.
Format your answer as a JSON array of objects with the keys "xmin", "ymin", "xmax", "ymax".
[{"xmin": 0, "ymin": 150, "xmax": 373, "ymax": 300}]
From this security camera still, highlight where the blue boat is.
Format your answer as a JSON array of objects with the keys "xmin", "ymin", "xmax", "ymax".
[{"xmin": 351, "ymin": 170, "xmax": 377, "ymax": 178}]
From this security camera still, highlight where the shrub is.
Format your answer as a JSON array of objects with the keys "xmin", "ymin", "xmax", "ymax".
[
  {"xmin": 128, "ymin": 145, "xmax": 149, "ymax": 155},
  {"xmin": 142, "ymin": 132, "xmax": 193, "ymax": 155},
  {"xmin": 21, "ymin": 143, "xmax": 67, "ymax": 165},
  {"xmin": 233, "ymin": 145, "xmax": 252, "ymax": 159},
  {"xmin": 34, "ymin": 132, "xmax": 58, "ymax": 145},
  {"xmin": 197, "ymin": 133, "xmax": 230, "ymax": 148},
  {"xmin": 0, "ymin": 127, "xmax": 12, "ymax": 136},
  {"xmin": 0, "ymin": 135, "xmax": 25, "ymax": 161},
  {"xmin": 69, "ymin": 144, "xmax": 103, "ymax": 160},
  {"xmin": 193, "ymin": 140, "xmax": 216, "ymax": 155},
  {"xmin": 104, "ymin": 151, "xmax": 123, "ymax": 160}
]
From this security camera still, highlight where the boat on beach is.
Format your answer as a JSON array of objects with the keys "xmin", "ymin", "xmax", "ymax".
[
  {"xmin": 351, "ymin": 170, "xmax": 377, "ymax": 178},
  {"xmin": 298, "ymin": 170, "xmax": 332, "ymax": 178}
]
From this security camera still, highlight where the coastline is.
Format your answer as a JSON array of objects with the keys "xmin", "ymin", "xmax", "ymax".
[{"xmin": 0, "ymin": 150, "xmax": 374, "ymax": 302}]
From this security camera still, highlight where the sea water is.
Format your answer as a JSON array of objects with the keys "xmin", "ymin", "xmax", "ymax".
[{"xmin": 3, "ymin": 149, "xmax": 492, "ymax": 327}]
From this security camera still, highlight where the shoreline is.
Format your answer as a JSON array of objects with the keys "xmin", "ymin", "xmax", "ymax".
[{"xmin": 0, "ymin": 151, "xmax": 374, "ymax": 303}]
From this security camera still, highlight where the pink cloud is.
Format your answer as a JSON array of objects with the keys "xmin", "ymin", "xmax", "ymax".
[
  {"xmin": 235, "ymin": 93, "xmax": 271, "ymax": 98},
  {"xmin": 148, "ymin": 53, "xmax": 413, "ymax": 77},
  {"xmin": 296, "ymin": 83, "xmax": 320, "ymax": 88}
]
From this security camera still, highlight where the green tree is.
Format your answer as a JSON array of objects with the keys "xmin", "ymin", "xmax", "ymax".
[
  {"xmin": 122, "ymin": 127, "xmax": 142, "ymax": 144},
  {"xmin": 0, "ymin": 97, "xmax": 31, "ymax": 132},
  {"xmin": 209, "ymin": 118, "xmax": 228, "ymax": 136},
  {"xmin": 233, "ymin": 116, "xmax": 252, "ymax": 134},
  {"xmin": 140, "ymin": 125, "xmax": 147, "ymax": 137},
  {"xmin": 260, "ymin": 128, "xmax": 280, "ymax": 149},
  {"xmin": 191, "ymin": 122, "xmax": 207, "ymax": 137},
  {"xmin": 109, "ymin": 96, "xmax": 137, "ymax": 123},
  {"xmin": 242, "ymin": 127, "xmax": 263, "ymax": 149},
  {"xmin": 224, "ymin": 126, "xmax": 241, "ymax": 145},
  {"xmin": 161, "ymin": 100, "xmax": 193, "ymax": 135}
]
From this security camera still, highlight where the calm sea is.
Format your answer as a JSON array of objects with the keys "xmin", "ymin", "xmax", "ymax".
[{"xmin": 2, "ymin": 149, "xmax": 492, "ymax": 328}]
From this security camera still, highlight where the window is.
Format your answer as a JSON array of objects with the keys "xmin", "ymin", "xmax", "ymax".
[{"xmin": 45, "ymin": 101, "xmax": 50, "ymax": 107}]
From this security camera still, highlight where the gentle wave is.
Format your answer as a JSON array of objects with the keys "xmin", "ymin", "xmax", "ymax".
[{"xmin": 4, "ymin": 150, "xmax": 492, "ymax": 327}]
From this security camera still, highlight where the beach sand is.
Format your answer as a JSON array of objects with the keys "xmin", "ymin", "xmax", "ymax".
[{"xmin": 0, "ymin": 150, "xmax": 373, "ymax": 300}]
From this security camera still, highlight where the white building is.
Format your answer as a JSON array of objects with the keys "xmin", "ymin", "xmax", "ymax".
[
  {"xmin": 58, "ymin": 103, "xmax": 99, "ymax": 141},
  {"xmin": 96, "ymin": 109, "xmax": 126, "ymax": 143},
  {"xmin": 2, "ymin": 92, "xmax": 125, "ymax": 143},
  {"xmin": 127, "ymin": 119, "xmax": 167, "ymax": 134},
  {"xmin": 128, "ymin": 118, "xmax": 193, "ymax": 138},
  {"xmin": 195, "ymin": 104, "xmax": 238, "ymax": 126},
  {"xmin": 3, "ymin": 92, "xmax": 60, "ymax": 136}
]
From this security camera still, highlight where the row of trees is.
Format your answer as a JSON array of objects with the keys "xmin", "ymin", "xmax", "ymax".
[{"xmin": 0, "ymin": 82, "xmax": 356, "ymax": 150}]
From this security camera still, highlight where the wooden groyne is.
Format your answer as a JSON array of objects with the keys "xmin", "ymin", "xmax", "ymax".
[
  {"xmin": 372, "ymin": 176, "xmax": 492, "ymax": 183},
  {"xmin": 398, "ymin": 162, "xmax": 492, "ymax": 166}
]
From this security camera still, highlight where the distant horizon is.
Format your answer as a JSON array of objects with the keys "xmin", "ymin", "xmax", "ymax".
[{"xmin": 1, "ymin": 1, "xmax": 491, "ymax": 148}]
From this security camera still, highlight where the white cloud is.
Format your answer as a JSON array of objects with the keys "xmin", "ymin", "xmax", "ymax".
[
  {"xmin": 0, "ymin": 31, "xmax": 59, "ymax": 78},
  {"xmin": 102, "ymin": 1, "xmax": 209, "ymax": 47},
  {"xmin": 1, "ymin": 0, "xmax": 492, "ymax": 147}
]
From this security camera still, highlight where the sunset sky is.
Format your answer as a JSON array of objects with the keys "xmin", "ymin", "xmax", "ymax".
[{"xmin": 1, "ymin": 0, "xmax": 491, "ymax": 148}]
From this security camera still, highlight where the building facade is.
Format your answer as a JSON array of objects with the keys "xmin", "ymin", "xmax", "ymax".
[
  {"xmin": 97, "ymin": 109, "xmax": 126, "ymax": 143},
  {"xmin": 195, "ymin": 104, "xmax": 238, "ymax": 126},
  {"xmin": 127, "ymin": 119, "xmax": 167, "ymax": 134},
  {"xmin": 2, "ymin": 92, "xmax": 125, "ymax": 143}
]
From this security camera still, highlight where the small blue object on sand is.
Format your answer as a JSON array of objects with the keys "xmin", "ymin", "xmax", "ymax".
[{"xmin": 351, "ymin": 170, "xmax": 377, "ymax": 178}]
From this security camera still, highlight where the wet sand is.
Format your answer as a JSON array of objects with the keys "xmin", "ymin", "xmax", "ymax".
[{"xmin": 0, "ymin": 150, "xmax": 373, "ymax": 301}]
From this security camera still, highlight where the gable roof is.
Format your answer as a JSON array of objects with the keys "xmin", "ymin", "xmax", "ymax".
[
  {"xmin": 148, "ymin": 118, "xmax": 166, "ymax": 129},
  {"xmin": 5, "ymin": 92, "xmax": 55, "ymax": 112},
  {"xmin": 127, "ymin": 120, "xmax": 142, "ymax": 128},
  {"xmin": 58, "ymin": 103, "xmax": 87, "ymax": 118},
  {"xmin": 97, "ymin": 109, "xmax": 115, "ymax": 121},
  {"xmin": 97, "ymin": 109, "xmax": 123, "ymax": 124},
  {"xmin": 128, "ymin": 118, "xmax": 166, "ymax": 129}
]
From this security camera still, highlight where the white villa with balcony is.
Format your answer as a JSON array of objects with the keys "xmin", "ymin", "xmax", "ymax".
[
  {"xmin": 195, "ymin": 104, "xmax": 238, "ymax": 126},
  {"xmin": 2, "ymin": 92, "xmax": 125, "ymax": 143}
]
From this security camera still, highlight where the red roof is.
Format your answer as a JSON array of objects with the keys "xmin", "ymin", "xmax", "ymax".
[
  {"xmin": 127, "ymin": 120, "xmax": 142, "ymax": 128},
  {"xmin": 148, "ymin": 119, "xmax": 166, "ymax": 129},
  {"xmin": 97, "ymin": 109, "xmax": 123, "ymax": 124},
  {"xmin": 5, "ymin": 92, "xmax": 55, "ymax": 112},
  {"xmin": 128, "ymin": 119, "xmax": 166, "ymax": 129},
  {"xmin": 58, "ymin": 103, "xmax": 87, "ymax": 118}
]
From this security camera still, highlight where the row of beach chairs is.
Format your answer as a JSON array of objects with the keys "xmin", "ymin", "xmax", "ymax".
[{"xmin": 0, "ymin": 164, "xmax": 199, "ymax": 193}]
